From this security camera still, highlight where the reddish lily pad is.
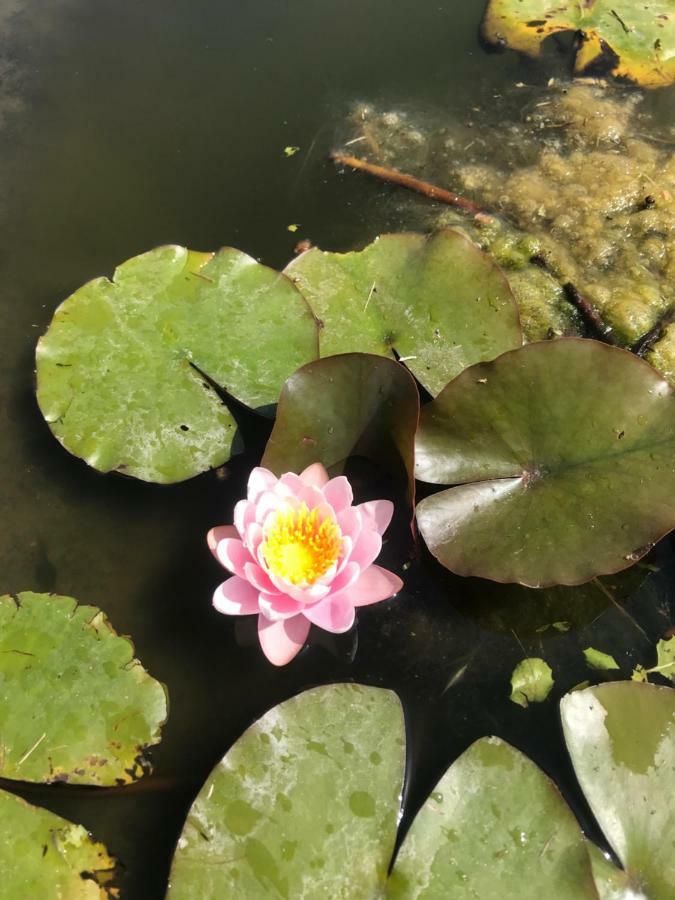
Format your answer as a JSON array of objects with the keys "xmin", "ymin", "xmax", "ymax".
[
  {"xmin": 416, "ymin": 339, "xmax": 675, "ymax": 587},
  {"xmin": 285, "ymin": 230, "xmax": 522, "ymax": 396},
  {"xmin": 262, "ymin": 353, "xmax": 419, "ymax": 505}
]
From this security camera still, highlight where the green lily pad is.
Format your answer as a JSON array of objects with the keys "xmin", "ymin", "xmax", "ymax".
[
  {"xmin": 285, "ymin": 230, "xmax": 522, "ymax": 396},
  {"xmin": 388, "ymin": 737, "xmax": 597, "ymax": 899},
  {"xmin": 482, "ymin": 0, "xmax": 675, "ymax": 89},
  {"xmin": 0, "ymin": 787, "xmax": 116, "ymax": 898},
  {"xmin": 561, "ymin": 682, "xmax": 675, "ymax": 897},
  {"xmin": 262, "ymin": 353, "xmax": 419, "ymax": 505},
  {"xmin": 36, "ymin": 245, "xmax": 318, "ymax": 483},
  {"xmin": 0, "ymin": 592, "xmax": 168, "ymax": 785},
  {"xmin": 650, "ymin": 635, "xmax": 675, "ymax": 682},
  {"xmin": 415, "ymin": 339, "xmax": 675, "ymax": 587},
  {"xmin": 509, "ymin": 658, "xmax": 554, "ymax": 708},
  {"xmin": 587, "ymin": 843, "xmax": 634, "ymax": 900},
  {"xmin": 167, "ymin": 683, "xmax": 405, "ymax": 900}
]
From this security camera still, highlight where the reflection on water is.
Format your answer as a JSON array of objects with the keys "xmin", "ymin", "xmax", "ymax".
[{"xmin": 1, "ymin": 1, "xmax": 674, "ymax": 897}]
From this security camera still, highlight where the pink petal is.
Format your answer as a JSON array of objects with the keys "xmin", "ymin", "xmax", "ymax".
[
  {"xmin": 245, "ymin": 523, "xmax": 264, "ymax": 559},
  {"xmin": 215, "ymin": 539, "xmax": 253, "ymax": 577},
  {"xmin": 213, "ymin": 577, "xmax": 260, "ymax": 616},
  {"xmin": 323, "ymin": 476, "xmax": 353, "ymax": 512},
  {"xmin": 259, "ymin": 593, "xmax": 305, "ymax": 621},
  {"xmin": 233, "ymin": 499, "xmax": 254, "ymax": 536},
  {"xmin": 303, "ymin": 595, "xmax": 355, "ymax": 634},
  {"xmin": 244, "ymin": 561, "xmax": 275, "ymax": 593},
  {"xmin": 258, "ymin": 615, "xmax": 310, "ymax": 666},
  {"xmin": 338, "ymin": 564, "xmax": 403, "ymax": 608},
  {"xmin": 357, "ymin": 500, "xmax": 394, "ymax": 535},
  {"xmin": 207, "ymin": 525, "xmax": 238, "ymax": 557},
  {"xmin": 279, "ymin": 473, "xmax": 326, "ymax": 509},
  {"xmin": 350, "ymin": 530, "xmax": 383, "ymax": 570},
  {"xmin": 267, "ymin": 572, "xmax": 331, "ymax": 604},
  {"xmin": 337, "ymin": 506, "xmax": 362, "ymax": 542},
  {"xmin": 247, "ymin": 467, "xmax": 279, "ymax": 502},
  {"xmin": 299, "ymin": 462, "xmax": 329, "ymax": 488},
  {"xmin": 327, "ymin": 561, "xmax": 361, "ymax": 594}
]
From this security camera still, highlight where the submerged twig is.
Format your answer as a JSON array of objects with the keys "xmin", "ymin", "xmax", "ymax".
[
  {"xmin": 632, "ymin": 305, "xmax": 675, "ymax": 357},
  {"xmin": 563, "ymin": 282, "xmax": 618, "ymax": 345},
  {"xmin": 330, "ymin": 152, "xmax": 490, "ymax": 219}
]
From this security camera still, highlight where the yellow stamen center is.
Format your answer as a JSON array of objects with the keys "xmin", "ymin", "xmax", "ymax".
[{"xmin": 262, "ymin": 503, "xmax": 341, "ymax": 585}]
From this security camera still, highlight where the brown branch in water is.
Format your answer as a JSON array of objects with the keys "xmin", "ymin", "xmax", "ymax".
[
  {"xmin": 333, "ymin": 152, "xmax": 622, "ymax": 345},
  {"xmin": 330, "ymin": 152, "xmax": 489, "ymax": 219},
  {"xmin": 563, "ymin": 282, "xmax": 618, "ymax": 345},
  {"xmin": 632, "ymin": 305, "xmax": 675, "ymax": 357}
]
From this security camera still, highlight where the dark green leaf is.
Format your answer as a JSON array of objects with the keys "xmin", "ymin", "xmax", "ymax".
[
  {"xmin": 416, "ymin": 339, "xmax": 675, "ymax": 586},
  {"xmin": 262, "ymin": 353, "xmax": 419, "ymax": 505}
]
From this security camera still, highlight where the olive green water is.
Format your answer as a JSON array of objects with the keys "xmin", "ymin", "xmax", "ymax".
[{"xmin": 1, "ymin": 2, "xmax": 674, "ymax": 897}]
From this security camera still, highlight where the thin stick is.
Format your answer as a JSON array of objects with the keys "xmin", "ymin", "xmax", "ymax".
[
  {"xmin": 330, "ymin": 152, "xmax": 488, "ymax": 218},
  {"xmin": 563, "ymin": 282, "xmax": 618, "ymax": 345},
  {"xmin": 633, "ymin": 305, "xmax": 675, "ymax": 357}
]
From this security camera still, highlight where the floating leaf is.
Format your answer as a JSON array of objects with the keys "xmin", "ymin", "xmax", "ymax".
[
  {"xmin": 36, "ymin": 246, "xmax": 318, "ymax": 482},
  {"xmin": 167, "ymin": 684, "xmax": 404, "ymax": 899},
  {"xmin": 650, "ymin": 635, "xmax": 675, "ymax": 682},
  {"xmin": 509, "ymin": 657, "xmax": 554, "ymax": 708},
  {"xmin": 482, "ymin": 0, "xmax": 675, "ymax": 89},
  {"xmin": 631, "ymin": 665, "xmax": 649, "ymax": 682},
  {"xmin": 561, "ymin": 682, "xmax": 675, "ymax": 897},
  {"xmin": 0, "ymin": 592, "xmax": 168, "ymax": 785},
  {"xmin": 389, "ymin": 737, "xmax": 597, "ymax": 899},
  {"xmin": 587, "ymin": 843, "xmax": 635, "ymax": 900},
  {"xmin": 262, "ymin": 353, "xmax": 419, "ymax": 505},
  {"xmin": 415, "ymin": 339, "xmax": 675, "ymax": 587},
  {"xmin": 0, "ymin": 787, "xmax": 116, "ymax": 898},
  {"xmin": 583, "ymin": 647, "xmax": 620, "ymax": 672},
  {"xmin": 285, "ymin": 230, "xmax": 522, "ymax": 396}
]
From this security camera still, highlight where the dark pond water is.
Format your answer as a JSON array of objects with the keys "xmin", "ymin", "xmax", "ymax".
[{"xmin": 1, "ymin": 2, "xmax": 674, "ymax": 897}]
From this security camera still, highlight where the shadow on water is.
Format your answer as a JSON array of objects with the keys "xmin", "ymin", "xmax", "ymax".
[{"xmin": 1, "ymin": 0, "xmax": 675, "ymax": 897}]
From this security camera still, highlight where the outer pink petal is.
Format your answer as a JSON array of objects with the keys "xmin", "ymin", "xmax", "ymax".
[
  {"xmin": 213, "ymin": 577, "xmax": 260, "ymax": 616},
  {"xmin": 350, "ymin": 530, "xmax": 383, "ymax": 570},
  {"xmin": 337, "ymin": 506, "xmax": 362, "ymax": 542},
  {"xmin": 258, "ymin": 615, "xmax": 310, "ymax": 666},
  {"xmin": 327, "ymin": 561, "xmax": 361, "ymax": 595},
  {"xmin": 215, "ymin": 539, "xmax": 254, "ymax": 577},
  {"xmin": 244, "ymin": 561, "xmax": 276, "ymax": 594},
  {"xmin": 299, "ymin": 463, "xmax": 329, "ymax": 488},
  {"xmin": 303, "ymin": 596, "xmax": 355, "ymax": 634},
  {"xmin": 323, "ymin": 476, "xmax": 353, "ymax": 512},
  {"xmin": 337, "ymin": 564, "xmax": 403, "ymax": 608},
  {"xmin": 207, "ymin": 525, "xmax": 238, "ymax": 557},
  {"xmin": 357, "ymin": 500, "xmax": 394, "ymax": 535},
  {"xmin": 248, "ymin": 467, "xmax": 279, "ymax": 503},
  {"xmin": 259, "ymin": 593, "xmax": 305, "ymax": 621}
]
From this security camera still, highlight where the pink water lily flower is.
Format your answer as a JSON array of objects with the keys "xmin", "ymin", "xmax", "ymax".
[{"xmin": 207, "ymin": 463, "xmax": 403, "ymax": 666}]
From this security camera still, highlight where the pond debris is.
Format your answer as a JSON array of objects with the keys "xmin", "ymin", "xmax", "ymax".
[{"xmin": 337, "ymin": 82, "xmax": 675, "ymax": 382}]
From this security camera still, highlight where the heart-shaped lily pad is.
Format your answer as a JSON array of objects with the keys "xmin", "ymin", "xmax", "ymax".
[
  {"xmin": 36, "ymin": 246, "xmax": 318, "ymax": 482},
  {"xmin": 262, "ymin": 353, "xmax": 419, "ymax": 505},
  {"xmin": 416, "ymin": 339, "xmax": 675, "ymax": 587},
  {"xmin": 285, "ymin": 230, "xmax": 522, "ymax": 396},
  {"xmin": 0, "ymin": 787, "xmax": 116, "ymax": 899},
  {"xmin": 0, "ymin": 591, "xmax": 168, "ymax": 785},
  {"xmin": 388, "ymin": 737, "xmax": 597, "ymax": 899},
  {"xmin": 561, "ymin": 681, "xmax": 675, "ymax": 897},
  {"xmin": 482, "ymin": 1, "xmax": 675, "ymax": 89},
  {"xmin": 167, "ymin": 683, "xmax": 405, "ymax": 899}
]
